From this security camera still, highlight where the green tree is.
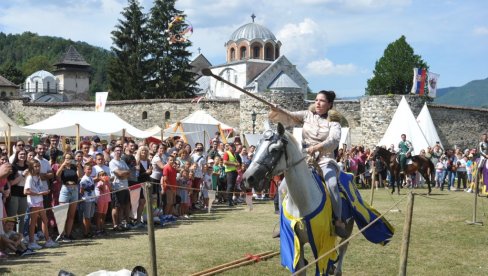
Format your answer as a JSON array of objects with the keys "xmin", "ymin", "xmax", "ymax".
[
  {"xmin": 146, "ymin": 0, "xmax": 197, "ymax": 98},
  {"xmin": 22, "ymin": 55, "xmax": 54, "ymax": 76},
  {"xmin": 366, "ymin": 35, "xmax": 428, "ymax": 95},
  {"xmin": 0, "ymin": 63, "xmax": 25, "ymax": 84},
  {"xmin": 108, "ymin": 0, "xmax": 149, "ymax": 100}
]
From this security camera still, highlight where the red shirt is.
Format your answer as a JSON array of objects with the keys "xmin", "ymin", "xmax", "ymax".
[{"xmin": 162, "ymin": 164, "xmax": 177, "ymax": 192}]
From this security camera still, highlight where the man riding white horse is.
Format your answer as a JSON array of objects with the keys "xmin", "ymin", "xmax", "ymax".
[{"xmin": 269, "ymin": 90, "xmax": 347, "ymax": 238}]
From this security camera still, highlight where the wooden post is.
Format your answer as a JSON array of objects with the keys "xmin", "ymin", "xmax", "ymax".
[
  {"xmin": 399, "ymin": 191, "xmax": 414, "ymax": 276},
  {"xmin": 465, "ymin": 168, "xmax": 483, "ymax": 226},
  {"xmin": 7, "ymin": 124, "xmax": 11, "ymax": 157},
  {"xmin": 370, "ymin": 166, "xmax": 376, "ymax": 206},
  {"xmin": 75, "ymin": 123, "xmax": 80, "ymax": 150},
  {"xmin": 145, "ymin": 182, "xmax": 158, "ymax": 276}
]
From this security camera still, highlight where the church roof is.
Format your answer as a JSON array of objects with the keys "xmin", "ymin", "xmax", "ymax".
[
  {"xmin": 229, "ymin": 22, "xmax": 277, "ymax": 42},
  {"xmin": 268, "ymin": 72, "xmax": 300, "ymax": 89},
  {"xmin": 27, "ymin": 70, "xmax": 56, "ymax": 80},
  {"xmin": 54, "ymin": 45, "xmax": 90, "ymax": 67},
  {"xmin": 0, "ymin": 75, "xmax": 18, "ymax": 87}
]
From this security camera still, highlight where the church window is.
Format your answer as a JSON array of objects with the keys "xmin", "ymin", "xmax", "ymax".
[
  {"xmin": 35, "ymin": 81, "xmax": 38, "ymax": 92},
  {"xmin": 47, "ymin": 81, "xmax": 50, "ymax": 93},
  {"xmin": 0, "ymin": 91, "xmax": 6, "ymax": 97},
  {"xmin": 230, "ymin": 48, "xmax": 236, "ymax": 61},
  {"xmin": 164, "ymin": 111, "xmax": 170, "ymax": 120},
  {"xmin": 253, "ymin": 46, "xmax": 260, "ymax": 59},
  {"xmin": 240, "ymin": 47, "xmax": 247, "ymax": 60},
  {"xmin": 142, "ymin": 111, "xmax": 148, "ymax": 120},
  {"xmin": 265, "ymin": 46, "xmax": 272, "ymax": 61},
  {"xmin": 27, "ymin": 83, "xmax": 30, "ymax": 92},
  {"xmin": 10, "ymin": 92, "xmax": 13, "ymax": 96}
]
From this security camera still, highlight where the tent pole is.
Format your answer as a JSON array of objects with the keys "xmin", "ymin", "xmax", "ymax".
[
  {"xmin": 76, "ymin": 123, "xmax": 80, "ymax": 150},
  {"xmin": 203, "ymin": 130, "xmax": 206, "ymax": 151},
  {"xmin": 160, "ymin": 129, "xmax": 164, "ymax": 143},
  {"xmin": 7, "ymin": 124, "xmax": 11, "ymax": 157}
]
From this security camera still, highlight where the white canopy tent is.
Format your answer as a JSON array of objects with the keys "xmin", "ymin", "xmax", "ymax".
[
  {"xmin": 378, "ymin": 96, "xmax": 429, "ymax": 155},
  {"xmin": 163, "ymin": 110, "xmax": 234, "ymax": 149},
  {"xmin": 416, "ymin": 103, "xmax": 443, "ymax": 148},
  {"xmin": 22, "ymin": 110, "xmax": 154, "ymax": 148},
  {"xmin": 0, "ymin": 109, "xmax": 31, "ymax": 155}
]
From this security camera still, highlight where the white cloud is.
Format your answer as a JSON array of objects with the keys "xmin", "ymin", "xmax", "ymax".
[
  {"xmin": 306, "ymin": 58, "xmax": 358, "ymax": 75},
  {"xmin": 473, "ymin": 26, "xmax": 488, "ymax": 36},
  {"xmin": 276, "ymin": 18, "xmax": 326, "ymax": 64}
]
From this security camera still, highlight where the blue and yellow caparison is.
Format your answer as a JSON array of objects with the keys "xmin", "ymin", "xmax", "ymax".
[{"xmin": 279, "ymin": 170, "xmax": 394, "ymax": 275}]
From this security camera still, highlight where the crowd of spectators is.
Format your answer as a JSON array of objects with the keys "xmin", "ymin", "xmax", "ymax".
[
  {"xmin": 335, "ymin": 141, "xmax": 486, "ymax": 192},
  {"xmin": 0, "ymin": 132, "xmax": 258, "ymax": 259}
]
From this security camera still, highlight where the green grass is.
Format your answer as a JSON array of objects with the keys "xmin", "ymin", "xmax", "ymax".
[{"xmin": 2, "ymin": 188, "xmax": 488, "ymax": 275}]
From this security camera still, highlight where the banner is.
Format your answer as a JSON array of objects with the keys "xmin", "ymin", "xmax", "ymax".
[
  {"xmin": 411, "ymin": 68, "xmax": 427, "ymax": 95},
  {"xmin": 53, "ymin": 203, "xmax": 70, "ymax": 238},
  {"xmin": 339, "ymin": 172, "xmax": 395, "ymax": 245},
  {"xmin": 95, "ymin": 92, "xmax": 109, "ymax": 112},
  {"xmin": 427, "ymin": 72, "xmax": 440, "ymax": 98},
  {"xmin": 129, "ymin": 184, "xmax": 142, "ymax": 220}
]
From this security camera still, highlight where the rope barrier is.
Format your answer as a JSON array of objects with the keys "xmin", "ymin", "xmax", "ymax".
[{"xmin": 292, "ymin": 193, "xmax": 409, "ymax": 276}]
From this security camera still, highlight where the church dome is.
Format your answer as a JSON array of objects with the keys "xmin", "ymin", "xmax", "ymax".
[
  {"xmin": 27, "ymin": 70, "xmax": 55, "ymax": 81},
  {"xmin": 229, "ymin": 23, "xmax": 277, "ymax": 42}
]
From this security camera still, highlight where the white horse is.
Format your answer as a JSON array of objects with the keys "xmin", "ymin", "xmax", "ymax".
[{"xmin": 243, "ymin": 123, "xmax": 353, "ymax": 276}]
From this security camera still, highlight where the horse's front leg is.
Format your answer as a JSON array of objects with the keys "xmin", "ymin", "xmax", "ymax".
[
  {"xmin": 295, "ymin": 226, "xmax": 309, "ymax": 276},
  {"xmin": 333, "ymin": 219, "xmax": 354, "ymax": 276}
]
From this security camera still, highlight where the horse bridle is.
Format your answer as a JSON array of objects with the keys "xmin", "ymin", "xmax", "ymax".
[{"xmin": 254, "ymin": 130, "xmax": 306, "ymax": 177}]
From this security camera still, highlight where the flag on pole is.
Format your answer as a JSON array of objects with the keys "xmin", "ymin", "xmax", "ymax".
[
  {"xmin": 411, "ymin": 68, "xmax": 427, "ymax": 95},
  {"xmin": 427, "ymin": 72, "xmax": 440, "ymax": 98},
  {"xmin": 95, "ymin": 92, "xmax": 109, "ymax": 112}
]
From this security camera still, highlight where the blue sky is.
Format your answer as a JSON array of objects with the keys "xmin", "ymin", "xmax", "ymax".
[{"xmin": 1, "ymin": 0, "xmax": 487, "ymax": 97}]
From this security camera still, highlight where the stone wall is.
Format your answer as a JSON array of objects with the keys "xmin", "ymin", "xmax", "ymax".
[
  {"xmin": 0, "ymin": 98, "xmax": 240, "ymax": 131},
  {"xmin": 1, "ymin": 95, "xmax": 487, "ymax": 150},
  {"xmin": 429, "ymin": 104, "xmax": 488, "ymax": 150},
  {"xmin": 239, "ymin": 91, "xmax": 304, "ymax": 134}
]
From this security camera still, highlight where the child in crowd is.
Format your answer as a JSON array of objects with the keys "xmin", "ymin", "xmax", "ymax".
[
  {"xmin": 201, "ymin": 165, "xmax": 213, "ymax": 209},
  {"xmin": 95, "ymin": 171, "xmax": 111, "ymax": 235},
  {"xmin": 24, "ymin": 159, "xmax": 58, "ymax": 250},
  {"xmin": 79, "ymin": 164, "xmax": 96, "ymax": 238},
  {"xmin": 1, "ymin": 218, "xmax": 35, "ymax": 256},
  {"xmin": 176, "ymin": 169, "xmax": 190, "ymax": 218}
]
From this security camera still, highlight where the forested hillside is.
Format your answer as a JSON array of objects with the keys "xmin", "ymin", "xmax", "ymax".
[
  {"xmin": 0, "ymin": 32, "xmax": 112, "ymax": 96},
  {"xmin": 434, "ymin": 78, "xmax": 488, "ymax": 108}
]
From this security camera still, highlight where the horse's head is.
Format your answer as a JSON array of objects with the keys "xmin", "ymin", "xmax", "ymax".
[{"xmin": 243, "ymin": 123, "xmax": 289, "ymax": 190}]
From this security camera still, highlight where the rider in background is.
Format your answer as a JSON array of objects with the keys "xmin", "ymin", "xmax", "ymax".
[
  {"xmin": 398, "ymin": 134, "xmax": 413, "ymax": 175},
  {"xmin": 269, "ymin": 90, "xmax": 346, "ymax": 237}
]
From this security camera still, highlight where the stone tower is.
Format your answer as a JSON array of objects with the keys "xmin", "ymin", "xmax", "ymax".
[{"xmin": 53, "ymin": 45, "xmax": 91, "ymax": 101}]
